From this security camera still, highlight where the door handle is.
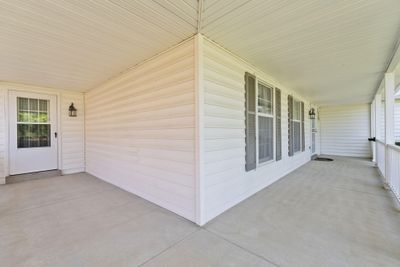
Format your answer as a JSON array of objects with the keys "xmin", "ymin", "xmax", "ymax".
[{"xmin": 55, "ymin": 132, "xmax": 58, "ymax": 138}]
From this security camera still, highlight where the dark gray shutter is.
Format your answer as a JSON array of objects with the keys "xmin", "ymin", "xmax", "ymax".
[
  {"xmin": 288, "ymin": 95, "xmax": 294, "ymax": 157},
  {"xmin": 245, "ymin": 72, "xmax": 256, "ymax": 171},
  {"xmin": 301, "ymin": 101, "xmax": 305, "ymax": 152},
  {"xmin": 275, "ymin": 88, "xmax": 281, "ymax": 161}
]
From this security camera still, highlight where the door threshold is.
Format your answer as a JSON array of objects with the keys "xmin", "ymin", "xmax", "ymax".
[{"xmin": 6, "ymin": 170, "xmax": 61, "ymax": 184}]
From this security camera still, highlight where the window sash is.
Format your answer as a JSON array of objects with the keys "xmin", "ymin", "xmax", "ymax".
[
  {"xmin": 289, "ymin": 96, "xmax": 304, "ymax": 156},
  {"xmin": 293, "ymin": 121, "xmax": 301, "ymax": 153},
  {"xmin": 257, "ymin": 81, "xmax": 274, "ymax": 164},
  {"xmin": 257, "ymin": 83, "xmax": 273, "ymax": 116},
  {"xmin": 258, "ymin": 116, "xmax": 274, "ymax": 163},
  {"xmin": 293, "ymin": 99, "xmax": 301, "ymax": 121}
]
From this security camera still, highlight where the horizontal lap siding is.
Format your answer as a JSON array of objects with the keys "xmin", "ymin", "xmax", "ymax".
[
  {"xmin": 202, "ymin": 39, "xmax": 311, "ymax": 222},
  {"xmin": 320, "ymin": 104, "xmax": 371, "ymax": 157},
  {"xmin": 61, "ymin": 93, "xmax": 85, "ymax": 174},
  {"xmin": 85, "ymin": 40, "xmax": 196, "ymax": 221}
]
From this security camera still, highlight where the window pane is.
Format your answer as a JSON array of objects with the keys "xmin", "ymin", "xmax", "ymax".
[
  {"xmin": 293, "ymin": 121, "xmax": 301, "ymax": 152},
  {"xmin": 258, "ymin": 83, "xmax": 273, "ymax": 115},
  {"xmin": 293, "ymin": 100, "xmax": 301, "ymax": 120},
  {"xmin": 17, "ymin": 124, "xmax": 51, "ymax": 148},
  {"xmin": 258, "ymin": 116, "xmax": 273, "ymax": 163},
  {"xmin": 18, "ymin": 97, "xmax": 29, "ymax": 111},
  {"xmin": 39, "ymin": 124, "xmax": 51, "ymax": 147},
  {"xmin": 18, "ymin": 111, "xmax": 30, "ymax": 122},
  {"xmin": 29, "ymin": 99, "xmax": 38, "ymax": 111},
  {"xmin": 39, "ymin": 99, "xmax": 48, "ymax": 112},
  {"xmin": 30, "ymin": 111, "xmax": 39, "ymax": 122},
  {"xmin": 17, "ymin": 124, "xmax": 30, "ymax": 148},
  {"xmin": 38, "ymin": 112, "xmax": 49, "ymax": 122},
  {"xmin": 30, "ymin": 124, "xmax": 39, "ymax": 147}
]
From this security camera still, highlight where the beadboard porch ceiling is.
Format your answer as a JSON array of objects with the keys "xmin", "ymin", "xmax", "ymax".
[{"xmin": 1, "ymin": 0, "xmax": 400, "ymax": 106}]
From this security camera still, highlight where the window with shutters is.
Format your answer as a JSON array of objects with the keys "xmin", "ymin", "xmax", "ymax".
[
  {"xmin": 245, "ymin": 73, "xmax": 284, "ymax": 170},
  {"xmin": 257, "ymin": 83, "xmax": 274, "ymax": 163}
]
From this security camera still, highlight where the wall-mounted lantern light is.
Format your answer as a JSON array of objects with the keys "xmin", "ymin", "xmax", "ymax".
[
  {"xmin": 69, "ymin": 103, "xmax": 77, "ymax": 117},
  {"xmin": 309, "ymin": 108, "xmax": 316, "ymax": 119}
]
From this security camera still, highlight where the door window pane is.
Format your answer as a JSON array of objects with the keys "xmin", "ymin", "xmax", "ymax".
[
  {"xmin": 39, "ymin": 99, "xmax": 48, "ymax": 111},
  {"xmin": 29, "ymin": 99, "xmax": 38, "ymax": 111},
  {"xmin": 18, "ymin": 97, "xmax": 49, "ymax": 122},
  {"xmin": 17, "ymin": 124, "xmax": 51, "ymax": 148},
  {"xmin": 39, "ymin": 124, "xmax": 51, "ymax": 147},
  {"xmin": 18, "ymin": 98, "xmax": 29, "ymax": 111},
  {"xmin": 38, "ymin": 112, "xmax": 49, "ymax": 122},
  {"xmin": 17, "ymin": 97, "xmax": 51, "ymax": 148}
]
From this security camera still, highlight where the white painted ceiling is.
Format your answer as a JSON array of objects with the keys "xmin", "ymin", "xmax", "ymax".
[
  {"xmin": 1, "ymin": 0, "xmax": 400, "ymax": 106},
  {"xmin": 0, "ymin": 0, "xmax": 198, "ymax": 91}
]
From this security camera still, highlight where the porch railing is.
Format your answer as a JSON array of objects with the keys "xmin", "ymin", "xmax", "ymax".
[
  {"xmin": 376, "ymin": 139, "xmax": 400, "ymax": 205},
  {"xmin": 376, "ymin": 139, "xmax": 385, "ymax": 177},
  {"xmin": 386, "ymin": 144, "xmax": 400, "ymax": 201}
]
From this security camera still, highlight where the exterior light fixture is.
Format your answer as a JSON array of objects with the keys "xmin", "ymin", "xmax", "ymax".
[
  {"xmin": 69, "ymin": 103, "xmax": 77, "ymax": 117},
  {"xmin": 309, "ymin": 108, "xmax": 316, "ymax": 119}
]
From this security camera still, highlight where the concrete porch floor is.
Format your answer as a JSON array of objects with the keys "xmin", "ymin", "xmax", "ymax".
[{"xmin": 1, "ymin": 157, "xmax": 399, "ymax": 266}]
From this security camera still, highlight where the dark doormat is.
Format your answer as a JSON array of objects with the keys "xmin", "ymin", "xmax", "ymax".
[{"xmin": 314, "ymin": 157, "xmax": 333, "ymax": 162}]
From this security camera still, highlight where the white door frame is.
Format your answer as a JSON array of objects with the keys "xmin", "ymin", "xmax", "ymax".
[{"xmin": 6, "ymin": 89, "xmax": 62, "ymax": 176}]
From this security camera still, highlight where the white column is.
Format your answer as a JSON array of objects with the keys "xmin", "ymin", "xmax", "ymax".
[
  {"xmin": 385, "ymin": 72, "xmax": 395, "ymax": 145},
  {"xmin": 194, "ymin": 33, "xmax": 205, "ymax": 226},
  {"xmin": 375, "ymin": 94, "xmax": 382, "ymax": 141},
  {"xmin": 371, "ymin": 100, "xmax": 376, "ymax": 162},
  {"xmin": 383, "ymin": 73, "xmax": 395, "ymax": 189}
]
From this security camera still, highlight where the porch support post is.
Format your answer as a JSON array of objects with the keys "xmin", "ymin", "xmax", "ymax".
[
  {"xmin": 371, "ymin": 100, "xmax": 376, "ymax": 162},
  {"xmin": 194, "ymin": 33, "xmax": 205, "ymax": 225},
  {"xmin": 384, "ymin": 72, "xmax": 395, "ymax": 145},
  {"xmin": 375, "ymin": 94, "xmax": 382, "ymax": 141},
  {"xmin": 384, "ymin": 72, "xmax": 395, "ymax": 189}
]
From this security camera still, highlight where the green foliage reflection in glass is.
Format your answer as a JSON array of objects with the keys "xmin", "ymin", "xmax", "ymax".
[{"xmin": 17, "ymin": 97, "xmax": 51, "ymax": 148}]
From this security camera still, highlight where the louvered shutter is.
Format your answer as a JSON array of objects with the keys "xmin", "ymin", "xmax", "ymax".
[
  {"xmin": 301, "ymin": 101, "xmax": 305, "ymax": 152},
  {"xmin": 288, "ymin": 95, "xmax": 294, "ymax": 157},
  {"xmin": 275, "ymin": 88, "xmax": 282, "ymax": 161},
  {"xmin": 245, "ymin": 73, "xmax": 256, "ymax": 171}
]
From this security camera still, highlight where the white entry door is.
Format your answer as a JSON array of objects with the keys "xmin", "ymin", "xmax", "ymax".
[{"xmin": 9, "ymin": 91, "xmax": 58, "ymax": 175}]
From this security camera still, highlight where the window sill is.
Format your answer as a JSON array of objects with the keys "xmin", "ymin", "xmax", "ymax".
[{"xmin": 258, "ymin": 159, "xmax": 275, "ymax": 167}]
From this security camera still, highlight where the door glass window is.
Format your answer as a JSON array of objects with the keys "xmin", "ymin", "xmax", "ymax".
[{"xmin": 17, "ymin": 97, "xmax": 51, "ymax": 148}]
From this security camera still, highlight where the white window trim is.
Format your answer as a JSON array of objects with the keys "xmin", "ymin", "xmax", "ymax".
[{"xmin": 256, "ymin": 79, "xmax": 276, "ymax": 166}]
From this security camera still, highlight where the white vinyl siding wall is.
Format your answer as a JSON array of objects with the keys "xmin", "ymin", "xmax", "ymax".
[
  {"xmin": 320, "ymin": 104, "xmax": 371, "ymax": 157},
  {"xmin": 60, "ymin": 93, "xmax": 85, "ymax": 174},
  {"xmin": 85, "ymin": 40, "xmax": 196, "ymax": 221},
  {"xmin": 202, "ymin": 39, "xmax": 311, "ymax": 222},
  {"xmin": 0, "ymin": 84, "xmax": 85, "ymax": 183}
]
